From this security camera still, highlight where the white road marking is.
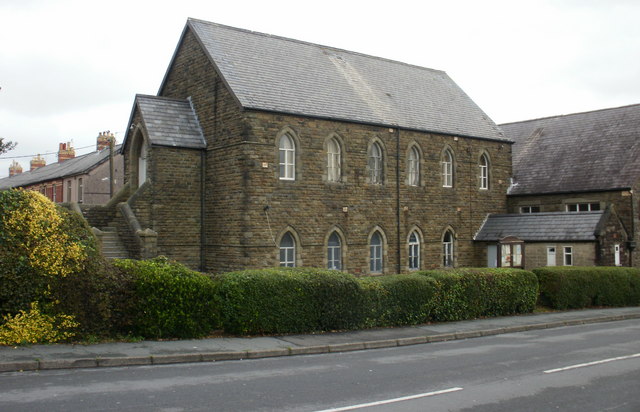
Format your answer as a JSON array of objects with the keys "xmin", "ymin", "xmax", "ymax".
[
  {"xmin": 544, "ymin": 353, "xmax": 640, "ymax": 374},
  {"xmin": 314, "ymin": 387, "xmax": 464, "ymax": 412}
]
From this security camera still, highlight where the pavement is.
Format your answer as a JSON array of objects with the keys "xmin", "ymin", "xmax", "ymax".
[{"xmin": 1, "ymin": 307, "xmax": 639, "ymax": 373}]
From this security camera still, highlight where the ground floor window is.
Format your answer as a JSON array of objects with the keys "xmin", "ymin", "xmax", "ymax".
[
  {"xmin": 370, "ymin": 231, "xmax": 383, "ymax": 273},
  {"xmin": 279, "ymin": 233, "xmax": 295, "ymax": 267},
  {"xmin": 443, "ymin": 230, "xmax": 454, "ymax": 267},
  {"xmin": 500, "ymin": 243, "xmax": 523, "ymax": 267},
  {"xmin": 563, "ymin": 246, "xmax": 573, "ymax": 266},
  {"xmin": 408, "ymin": 231, "xmax": 420, "ymax": 270},
  {"xmin": 327, "ymin": 232, "xmax": 342, "ymax": 270}
]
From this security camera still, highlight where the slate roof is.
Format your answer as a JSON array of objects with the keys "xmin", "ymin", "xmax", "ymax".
[
  {"xmin": 0, "ymin": 145, "xmax": 121, "ymax": 190},
  {"xmin": 163, "ymin": 18, "xmax": 507, "ymax": 142},
  {"xmin": 501, "ymin": 104, "xmax": 640, "ymax": 196},
  {"xmin": 124, "ymin": 95, "xmax": 206, "ymax": 150},
  {"xmin": 474, "ymin": 211, "xmax": 605, "ymax": 242}
]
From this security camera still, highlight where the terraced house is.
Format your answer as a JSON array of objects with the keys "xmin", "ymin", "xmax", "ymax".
[{"xmin": 92, "ymin": 18, "xmax": 513, "ymax": 273}]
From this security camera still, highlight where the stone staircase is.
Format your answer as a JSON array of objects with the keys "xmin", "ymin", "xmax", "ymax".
[{"xmin": 98, "ymin": 226, "xmax": 129, "ymax": 260}]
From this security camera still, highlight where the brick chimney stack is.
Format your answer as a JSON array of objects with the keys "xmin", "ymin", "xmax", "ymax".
[
  {"xmin": 58, "ymin": 141, "xmax": 75, "ymax": 162},
  {"xmin": 97, "ymin": 131, "xmax": 115, "ymax": 151},
  {"xmin": 9, "ymin": 160, "xmax": 22, "ymax": 177},
  {"xmin": 30, "ymin": 155, "xmax": 46, "ymax": 171}
]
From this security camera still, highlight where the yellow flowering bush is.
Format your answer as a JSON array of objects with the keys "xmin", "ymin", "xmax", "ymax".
[
  {"xmin": 1, "ymin": 190, "xmax": 85, "ymax": 277},
  {"xmin": 0, "ymin": 302, "xmax": 78, "ymax": 345}
]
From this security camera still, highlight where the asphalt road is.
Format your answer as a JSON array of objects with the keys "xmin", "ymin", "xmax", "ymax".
[{"xmin": 1, "ymin": 319, "xmax": 639, "ymax": 411}]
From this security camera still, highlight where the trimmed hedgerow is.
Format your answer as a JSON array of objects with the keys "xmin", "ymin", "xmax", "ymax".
[
  {"xmin": 216, "ymin": 268, "xmax": 365, "ymax": 335},
  {"xmin": 113, "ymin": 257, "xmax": 220, "ymax": 339},
  {"xmin": 417, "ymin": 268, "xmax": 538, "ymax": 322},
  {"xmin": 360, "ymin": 274, "xmax": 437, "ymax": 327},
  {"xmin": 534, "ymin": 266, "xmax": 640, "ymax": 310}
]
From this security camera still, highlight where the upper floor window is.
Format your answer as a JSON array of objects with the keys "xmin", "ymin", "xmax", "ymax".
[
  {"xmin": 442, "ymin": 149, "xmax": 454, "ymax": 187},
  {"xmin": 368, "ymin": 142, "xmax": 383, "ymax": 184},
  {"xmin": 408, "ymin": 231, "xmax": 420, "ymax": 270},
  {"xmin": 279, "ymin": 232, "xmax": 296, "ymax": 267},
  {"xmin": 279, "ymin": 134, "xmax": 295, "ymax": 180},
  {"xmin": 327, "ymin": 231, "xmax": 342, "ymax": 270},
  {"xmin": 443, "ymin": 230, "xmax": 454, "ymax": 267},
  {"xmin": 566, "ymin": 202, "xmax": 600, "ymax": 212},
  {"xmin": 407, "ymin": 146, "xmax": 420, "ymax": 186},
  {"xmin": 479, "ymin": 154, "xmax": 489, "ymax": 190},
  {"xmin": 327, "ymin": 138, "xmax": 341, "ymax": 182},
  {"xmin": 520, "ymin": 206, "xmax": 540, "ymax": 213},
  {"xmin": 370, "ymin": 231, "xmax": 383, "ymax": 273}
]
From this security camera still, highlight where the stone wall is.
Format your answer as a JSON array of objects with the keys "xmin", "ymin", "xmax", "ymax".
[{"xmin": 523, "ymin": 242, "xmax": 595, "ymax": 269}]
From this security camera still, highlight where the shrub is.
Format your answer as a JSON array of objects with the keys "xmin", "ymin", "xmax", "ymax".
[
  {"xmin": 216, "ymin": 268, "xmax": 365, "ymax": 335},
  {"xmin": 360, "ymin": 274, "xmax": 437, "ymax": 327},
  {"xmin": 113, "ymin": 257, "xmax": 219, "ymax": 339},
  {"xmin": 0, "ymin": 302, "xmax": 78, "ymax": 345},
  {"xmin": 418, "ymin": 268, "xmax": 538, "ymax": 322},
  {"xmin": 0, "ymin": 190, "xmax": 87, "ymax": 316},
  {"xmin": 534, "ymin": 266, "xmax": 640, "ymax": 309}
]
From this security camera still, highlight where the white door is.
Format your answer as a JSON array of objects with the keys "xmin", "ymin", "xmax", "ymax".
[
  {"xmin": 614, "ymin": 244, "xmax": 621, "ymax": 266},
  {"xmin": 546, "ymin": 246, "xmax": 556, "ymax": 266}
]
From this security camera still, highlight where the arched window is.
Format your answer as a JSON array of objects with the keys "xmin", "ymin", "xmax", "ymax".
[
  {"xmin": 368, "ymin": 142, "xmax": 383, "ymax": 184},
  {"xmin": 279, "ymin": 232, "xmax": 296, "ymax": 267},
  {"xmin": 407, "ymin": 146, "xmax": 420, "ymax": 186},
  {"xmin": 408, "ymin": 231, "xmax": 420, "ymax": 270},
  {"xmin": 327, "ymin": 138, "xmax": 341, "ymax": 182},
  {"xmin": 370, "ymin": 231, "xmax": 383, "ymax": 273},
  {"xmin": 442, "ymin": 149, "xmax": 453, "ymax": 187},
  {"xmin": 443, "ymin": 230, "xmax": 454, "ymax": 267},
  {"xmin": 479, "ymin": 153, "xmax": 489, "ymax": 190},
  {"xmin": 327, "ymin": 231, "xmax": 342, "ymax": 270},
  {"xmin": 279, "ymin": 134, "xmax": 295, "ymax": 180}
]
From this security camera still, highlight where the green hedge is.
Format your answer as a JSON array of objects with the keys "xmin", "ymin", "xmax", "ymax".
[
  {"xmin": 360, "ymin": 274, "xmax": 437, "ymax": 327},
  {"xmin": 417, "ymin": 268, "xmax": 538, "ymax": 322},
  {"xmin": 534, "ymin": 266, "xmax": 640, "ymax": 309},
  {"xmin": 216, "ymin": 268, "xmax": 364, "ymax": 335},
  {"xmin": 113, "ymin": 258, "xmax": 219, "ymax": 339}
]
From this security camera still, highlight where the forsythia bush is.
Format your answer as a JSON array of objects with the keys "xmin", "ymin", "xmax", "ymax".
[
  {"xmin": 0, "ymin": 302, "xmax": 78, "ymax": 345},
  {"xmin": 0, "ymin": 189, "xmax": 85, "ymax": 277}
]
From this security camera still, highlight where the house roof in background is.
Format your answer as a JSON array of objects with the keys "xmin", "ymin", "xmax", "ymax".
[
  {"xmin": 502, "ymin": 104, "xmax": 640, "ymax": 196},
  {"xmin": 124, "ymin": 95, "xmax": 206, "ymax": 150},
  {"xmin": 172, "ymin": 18, "xmax": 507, "ymax": 142},
  {"xmin": 474, "ymin": 211, "xmax": 605, "ymax": 242},
  {"xmin": 0, "ymin": 145, "xmax": 121, "ymax": 190}
]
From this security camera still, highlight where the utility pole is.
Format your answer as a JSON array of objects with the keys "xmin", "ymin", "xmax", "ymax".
[{"xmin": 109, "ymin": 132, "xmax": 115, "ymax": 198}]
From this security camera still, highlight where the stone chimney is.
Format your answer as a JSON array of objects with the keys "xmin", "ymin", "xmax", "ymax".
[
  {"xmin": 30, "ymin": 155, "xmax": 46, "ymax": 171},
  {"xmin": 9, "ymin": 160, "xmax": 22, "ymax": 177},
  {"xmin": 58, "ymin": 141, "xmax": 75, "ymax": 162},
  {"xmin": 97, "ymin": 131, "xmax": 115, "ymax": 151}
]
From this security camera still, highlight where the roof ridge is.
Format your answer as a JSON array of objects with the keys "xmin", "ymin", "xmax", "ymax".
[
  {"xmin": 186, "ymin": 18, "xmax": 447, "ymax": 75},
  {"xmin": 136, "ymin": 94, "xmax": 190, "ymax": 103},
  {"xmin": 500, "ymin": 102, "xmax": 640, "ymax": 126}
]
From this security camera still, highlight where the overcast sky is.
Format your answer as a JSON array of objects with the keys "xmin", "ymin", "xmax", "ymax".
[{"xmin": 1, "ymin": 0, "xmax": 639, "ymax": 177}]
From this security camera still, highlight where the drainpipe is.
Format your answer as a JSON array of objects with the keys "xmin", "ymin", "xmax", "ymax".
[
  {"xmin": 395, "ymin": 127, "xmax": 401, "ymax": 274},
  {"xmin": 200, "ymin": 150, "xmax": 206, "ymax": 272},
  {"xmin": 630, "ymin": 190, "xmax": 636, "ymax": 266}
]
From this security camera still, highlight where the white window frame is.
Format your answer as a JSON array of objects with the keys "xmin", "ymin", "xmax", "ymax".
[
  {"xmin": 565, "ymin": 202, "xmax": 600, "ymax": 212},
  {"xmin": 279, "ymin": 134, "xmax": 295, "ymax": 180},
  {"xmin": 368, "ymin": 142, "xmax": 383, "ymax": 184},
  {"xmin": 443, "ymin": 230, "xmax": 454, "ymax": 267},
  {"xmin": 52, "ymin": 183, "xmax": 57, "ymax": 202},
  {"xmin": 563, "ymin": 246, "xmax": 573, "ymax": 266},
  {"xmin": 408, "ymin": 146, "xmax": 420, "ymax": 186},
  {"xmin": 327, "ymin": 138, "xmax": 341, "ymax": 182},
  {"xmin": 408, "ymin": 231, "xmax": 420, "ymax": 270},
  {"xmin": 327, "ymin": 232, "xmax": 342, "ymax": 270},
  {"xmin": 279, "ymin": 232, "xmax": 296, "ymax": 267},
  {"xmin": 369, "ymin": 231, "xmax": 383, "ymax": 273},
  {"xmin": 479, "ymin": 154, "xmax": 489, "ymax": 190},
  {"xmin": 66, "ymin": 180, "xmax": 72, "ymax": 202},
  {"xmin": 77, "ymin": 178, "xmax": 84, "ymax": 203},
  {"xmin": 442, "ymin": 150, "xmax": 453, "ymax": 188}
]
